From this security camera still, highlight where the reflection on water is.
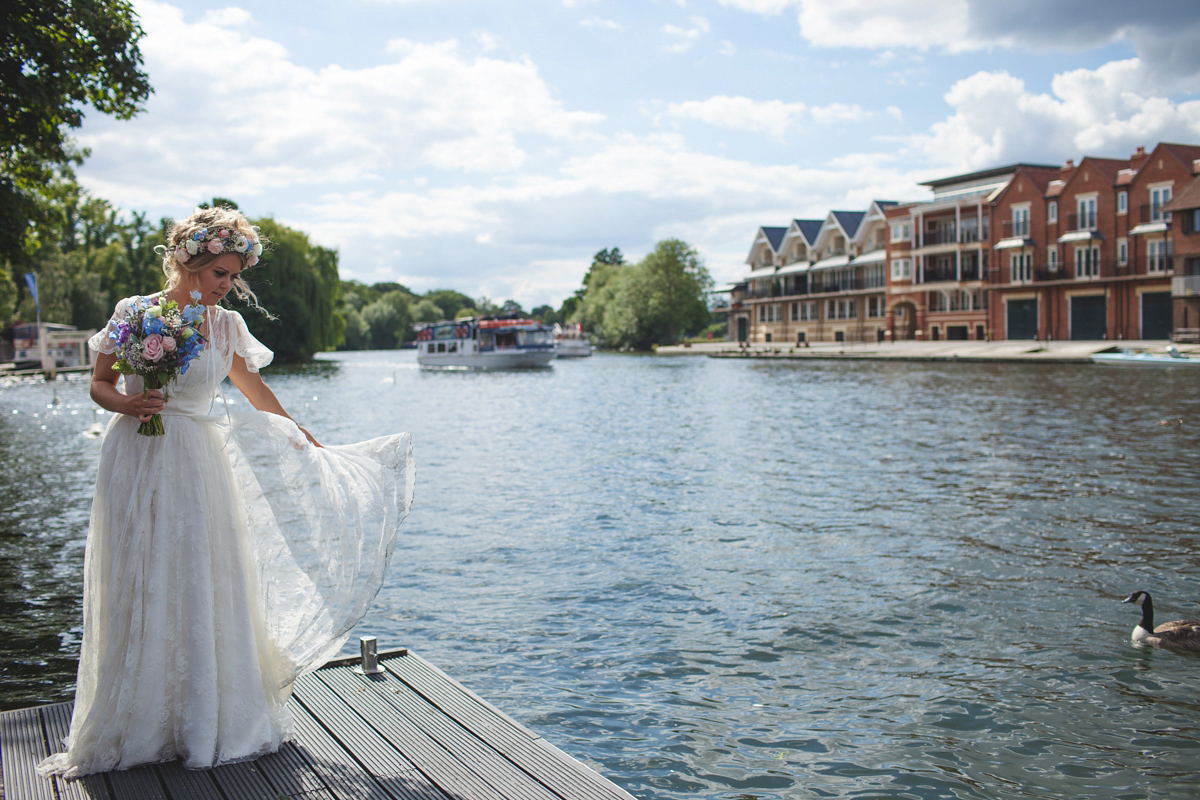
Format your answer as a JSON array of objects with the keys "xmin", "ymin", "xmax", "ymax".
[{"xmin": 3, "ymin": 354, "xmax": 1200, "ymax": 799}]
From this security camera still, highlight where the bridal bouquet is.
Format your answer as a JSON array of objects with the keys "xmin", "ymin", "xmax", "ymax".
[{"xmin": 108, "ymin": 292, "xmax": 207, "ymax": 436}]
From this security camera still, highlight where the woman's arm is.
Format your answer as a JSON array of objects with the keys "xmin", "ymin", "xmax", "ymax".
[
  {"xmin": 227, "ymin": 353, "xmax": 322, "ymax": 447},
  {"xmin": 90, "ymin": 351, "xmax": 164, "ymax": 422}
]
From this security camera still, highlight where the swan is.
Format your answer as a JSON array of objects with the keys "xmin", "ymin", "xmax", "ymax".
[{"xmin": 1122, "ymin": 591, "xmax": 1200, "ymax": 652}]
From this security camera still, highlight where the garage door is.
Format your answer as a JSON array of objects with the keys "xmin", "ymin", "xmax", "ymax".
[
  {"xmin": 1140, "ymin": 292, "xmax": 1172, "ymax": 339},
  {"xmin": 1006, "ymin": 298, "xmax": 1037, "ymax": 340},
  {"xmin": 1070, "ymin": 295, "xmax": 1106, "ymax": 340}
]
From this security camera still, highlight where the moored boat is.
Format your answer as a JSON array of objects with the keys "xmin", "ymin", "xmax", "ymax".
[
  {"xmin": 554, "ymin": 323, "xmax": 593, "ymax": 358},
  {"xmin": 1091, "ymin": 345, "xmax": 1200, "ymax": 367},
  {"xmin": 415, "ymin": 314, "xmax": 556, "ymax": 369}
]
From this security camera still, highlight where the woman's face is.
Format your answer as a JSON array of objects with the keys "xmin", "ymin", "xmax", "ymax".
[{"xmin": 185, "ymin": 253, "xmax": 243, "ymax": 306}]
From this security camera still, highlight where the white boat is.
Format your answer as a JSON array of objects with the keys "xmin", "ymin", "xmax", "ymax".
[
  {"xmin": 415, "ymin": 315, "xmax": 556, "ymax": 369},
  {"xmin": 554, "ymin": 323, "xmax": 593, "ymax": 358},
  {"xmin": 1091, "ymin": 345, "xmax": 1200, "ymax": 367}
]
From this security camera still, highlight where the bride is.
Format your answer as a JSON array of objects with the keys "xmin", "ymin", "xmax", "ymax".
[{"xmin": 39, "ymin": 206, "xmax": 414, "ymax": 777}]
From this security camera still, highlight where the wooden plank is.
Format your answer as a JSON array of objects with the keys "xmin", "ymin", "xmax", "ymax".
[
  {"xmin": 383, "ymin": 655, "xmax": 634, "ymax": 800},
  {"xmin": 155, "ymin": 760, "xmax": 222, "ymax": 800},
  {"xmin": 291, "ymin": 671, "xmax": 447, "ymax": 800},
  {"xmin": 0, "ymin": 707, "xmax": 55, "ymax": 800},
  {"xmin": 252, "ymin": 740, "xmax": 337, "ymax": 800},
  {"xmin": 287, "ymin": 701, "xmax": 396, "ymax": 800},
  {"xmin": 320, "ymin": 666, "xmax": 553, "ymax": 800},
  {"xmin": 208, "ymin": 759, "xmax": 278, "ymax": 800},
  {"xmin": 106, "ymin": 766, "xmax": 168, "ymax": 800},
  {"xmin": 321, "ymin": 666, "xmax": 560, "ymax": 800},
  {"xmin": 40, "ymin": 703, "xmax": 110, "ymax": 800}
]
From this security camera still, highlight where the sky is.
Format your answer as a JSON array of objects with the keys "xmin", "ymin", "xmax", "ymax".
[{"xmin": 72, "ymin": 0, "xmax": 1200, "ymax": 309}]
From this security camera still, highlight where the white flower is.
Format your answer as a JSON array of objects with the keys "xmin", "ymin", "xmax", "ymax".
[
  {"xmin": 251, "ymin": 242, "xmax": 263, "ymax": 257},
  {"xmin": 185, "ymin": 239, "xmax": 199, "ymax": 256},
  {"xmin": 234, "ymin": 235, "xmax": 249, "ymax": 253},
  {"xmin": 145, "ymin": 305, "xmax": 163, "ymax": 319}
]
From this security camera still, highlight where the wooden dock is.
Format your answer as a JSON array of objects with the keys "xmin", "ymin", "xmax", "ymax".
[{"xmin": 0, "ymin": 648, "xmax": 635, "ymax": 800}]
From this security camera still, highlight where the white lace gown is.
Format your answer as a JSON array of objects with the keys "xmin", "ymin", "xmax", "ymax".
[{"xmin": 38, "ymin": 297, "xmax": 414, "ymax": 778}]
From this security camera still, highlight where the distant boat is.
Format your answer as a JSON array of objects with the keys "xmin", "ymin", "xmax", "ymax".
[
  {"xmin": 415, "ymin": 315, "xmax": 556, "ymax": 369},
  {"xmin": 1091, "ymin": 345, "xmax": 1200, "ymax": 367},
  {"xmin": 554, "ymin": 323, "xmax": 593, "ymax": 358}
]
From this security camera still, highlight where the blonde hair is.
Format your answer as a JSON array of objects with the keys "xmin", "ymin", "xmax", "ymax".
[{"xmin": 160, "ymin": 206, "xmax": 267, "ymax": 310}]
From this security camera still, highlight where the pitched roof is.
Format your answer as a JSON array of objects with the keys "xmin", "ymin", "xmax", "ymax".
[
  {"xmin": 1158, "ymin": 142, "xmax": 1200, "ymax": 167},
  {"xmin": 1163, "ymin": 175, "xmax": 1200, "ymax": 212},
  {"xmin": 831, "ymin": 210, "xmax": 865, "ymax": 238},
  {"xmin": 761, "ymin": 226, "xmax": 787, "ymax": 252},
  {"xmin": 919, "ymin": 162, "xmax": 1058, "ymax": 189},
  {"xmin": 1079, "ymin": 156, "xmax": 1130, "ymax": 184},
  {"xmin": 792, "ymin": 219, "xmax": 823, "ymax": 244}
]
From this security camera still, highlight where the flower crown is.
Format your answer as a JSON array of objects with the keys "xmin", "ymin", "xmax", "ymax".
[{"xmin": 173, "ymin": 227, "xmax": 263, "ymax": 266}]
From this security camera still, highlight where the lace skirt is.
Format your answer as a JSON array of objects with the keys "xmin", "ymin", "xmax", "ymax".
[{"xmin": 38, "ymin": 409, "xmax": 414, "ymax": 777}]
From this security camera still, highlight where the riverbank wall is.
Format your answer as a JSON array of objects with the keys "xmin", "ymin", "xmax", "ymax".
[{"xmin": 655, "ymin": 340, "xmax": 1200, "ymax": 363}]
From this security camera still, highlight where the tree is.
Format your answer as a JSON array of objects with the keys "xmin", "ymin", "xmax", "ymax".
[
  {"xmin": 361, "ymin": 291, "xmax": 413, "ymax": 349},
  {"xmin": 424, "ymin": 289, "xmax": 474, "ymax": 320},
  {"xmin": 239, "ymin": 218, "xmax": 342, "ymax": 362},
  {"xmin": 594, "ymin": 239, "xmax": 712, "ymax": 350},
  {"xmin": 411, "ymin": 298, "xmax": 443, "ymax": 323},
  {"xmin": 1, "ymin": 0, "xmax": 151, "ymax": 265}
]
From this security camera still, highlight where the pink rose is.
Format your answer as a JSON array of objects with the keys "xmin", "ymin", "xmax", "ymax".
[
  {"xmin": 246, "ymin": 254, "xmax": 259, "ymax": 266},
  {"xmin": 174, "ymin": 246, "xmax": 190, "ymax": 263},
  {"xmin": 143, "ymin": 334, "xmax": 164, "ymax": 362},
  {"xmin": 206, "ymin": 238, "xmax": 223, "ymax": 254},
  {"xmin": 218, "ymin": 228, "xmax": 230, "ymax": 239},
  {"xmin": 162, "ymin": 336, "xmax": 177, "ymax": 353}
]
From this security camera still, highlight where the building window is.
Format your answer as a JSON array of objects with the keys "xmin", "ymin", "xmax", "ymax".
[
  {"xmin": 1047, "ymin": 201, "xmax": 1058, "ymax": 223},
  {"xmin": 1077, "ymin": 197, "xmax": 1097, "ymax": 230},
  {"xmin": 864, "ymin": 264, "xmax": 885, "ymax": 289},
  {"xmin": 928, "ymin": 291, "xmax": 948, "ymax": 312},
  {"xmin": 1185, "ymin": 208, "xmax": 1200, "ymax": 235},
  {"xmin": 826, "ymin": 299, "xmax": 857, "ymax": 319},
  {"xmin": 1151, "ymin": 186, "xmax": 1173, "ymax": 222},
  {"xmin": 867, "ymin": 296, "xmax": 884, "ymax": 318},
  {"xmin": 1117, "ymin": 191, "xmax": 1127, "ymax": 215},
  {"xmin": 890, "ymin": 221, "xmax": 911, "ymax": 242},
  {"xmin": 1147, "ymin": 240, "xmax": 1170, "ymax": 272},
  {"xmin": 890, "ymin": 258, "xmax": 911, "ymax": 280},
  {"xmin": 1012, "ymin": 206, "xmax": 1030, "ymax": 238},
  {"xmin": 1048, "ymin": 247, "xmax": 1059, "ymax": 272},
  {"xmin": 1011, "ymin": 252, "xmax": 1032, "ymax": 283},
  {"xmin": 1075, "ymin": 245, "xmax": 1100, "ymax": 278},
  {"xmin": 1117, "ymin": 238, "xmax": 1128, "ymax": 266}
]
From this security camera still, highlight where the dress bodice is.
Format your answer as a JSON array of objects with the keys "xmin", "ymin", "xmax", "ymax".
[{"xmin": 90, "ymin": 296, "xmax": 274, "ymax": 417}]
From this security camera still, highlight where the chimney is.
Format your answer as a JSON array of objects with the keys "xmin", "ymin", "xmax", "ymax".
[
  {"xmin": 1061, "ymin": 159, "xmax": 1075, "ymax": 178},
  {"xmin": 1193, "ymin": 158, "xmax": 1200, "ymax": 175},
  {"xmin": 1129, "ymin": 145, "xmax": 1149, "ymax": 170}
]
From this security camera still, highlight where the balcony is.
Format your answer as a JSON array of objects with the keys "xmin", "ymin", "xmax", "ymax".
[
  {"xmin": 1138, "ymin": 202, "xmax": 1172, "ymax": 225},
  {"xmin": 1000, "ymin": 219, "xmax": 1030, "ymax": 239},
  {"xmin": 1065, "ymin": 211, "xmax": 1097, "ymax": 232},
  {"xmin": 1173, "ymin": 275, "xmax": 1200, "ymax": 296},
  {"xmin": 919, "ymin": 263, "xmax": 982, "ymax": 283}
]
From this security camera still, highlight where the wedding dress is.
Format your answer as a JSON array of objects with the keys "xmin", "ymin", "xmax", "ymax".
[{"xmin": 38, "ymin": 297, "xmax": 414, "ymax": 778}]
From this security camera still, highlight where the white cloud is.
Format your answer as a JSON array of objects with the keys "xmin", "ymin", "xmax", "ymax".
[
  {"xmin": 579, "ymin": 18, "xmax": 622, "ymax": 30},
  {"xmin": 76, "ymin": 2, "xmax": 603, "ymax": 204},
  {"xmin": 665, "ymin": 96, "xmax": 870, "ymax": 140},
  {"xmin": 797, "ymin": 0, "xmax": 984, "ymax": 52},
  {"xmin": 663, "ymin": 16, "xmax": 710, "ymax": 53},
  {"xmin": 912, "ymin": 60, "xmax": 1200, "ymax": 169},
  {"xmin": 718, "ymin": 0, "xmax": 796, "ymax": 14}
]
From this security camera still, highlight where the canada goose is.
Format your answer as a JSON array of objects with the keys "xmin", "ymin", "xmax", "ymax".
[{"xmin": 1122, "ymin": 591, "xmax": 1200, "ymax": 652}]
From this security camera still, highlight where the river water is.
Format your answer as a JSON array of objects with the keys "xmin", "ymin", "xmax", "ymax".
[{"xmin": 2, "ymin": 351, "xmax": 1199, "ymax": 799}]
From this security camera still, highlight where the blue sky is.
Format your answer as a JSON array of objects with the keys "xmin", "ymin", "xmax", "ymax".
[{"xmin": 74, "ymin": 0, "xmax": 1200, "ymax": 309}]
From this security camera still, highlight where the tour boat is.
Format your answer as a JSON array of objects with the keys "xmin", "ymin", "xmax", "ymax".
[
  {"xmin": 554, "ymin": 323, "xmax": 593, "ymax": 358},
  {"xmin": 415, "ymin": 315, "xmax": 556, "ymax": 369},
  {"xmin": 1091, "ymin": 345, "xmax": 1200, "ymax": 367}
]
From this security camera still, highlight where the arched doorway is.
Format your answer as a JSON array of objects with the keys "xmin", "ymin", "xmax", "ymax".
[{"xmin": 890, "ymin": 301, "xmax": 918, "ymax": 340}]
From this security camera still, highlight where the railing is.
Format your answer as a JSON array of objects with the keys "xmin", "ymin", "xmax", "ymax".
[
  {"xmin": 922, "ymin": 226, "xmax": 958, "ymax": 246},
  {"xmin": 1147, "ymin": 252, "xmax": 1172, "ymax": 273},
  {"xmin": 919, "ymin": 263, "xmax": 981, "ymax": 283},
  {"xmin": 1173, "ymin": 275, "xmax": 1200, "ymax": 296},
  {"xmin": 919, "ymin": 223, "xmax": 988, "ymax": 246},
  {"xmin": 1065, "ymin": 211, "xmax": 1097, "ymax": 231},
  {"xmin": 1000, "ymin": 219, "xmax": 1030, "ymax": 239},
  {"xmin": 1138, "ymin": 202, "xmax": 1171, "ymax": 224}
]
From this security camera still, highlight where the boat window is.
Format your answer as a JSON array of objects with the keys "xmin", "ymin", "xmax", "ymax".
[
  {"xmin": 437, "ymin": 343, "xmax": 446, "ymax": 353},
  {"xmin": 448, "ymin": 342, "xmax": 457, "ymax": 353},
  {"xmin": 496, "ymin": 332, "xmax": 517, "ymax": 348}
]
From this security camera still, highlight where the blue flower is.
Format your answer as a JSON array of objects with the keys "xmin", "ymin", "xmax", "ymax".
[
  {"xmin": 143, "ymin": 317, "xmax": 165, "ymax": 335},
  {"xmin": 183, "ymin": 305, "xmax": 204, "ymax": 326}
]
